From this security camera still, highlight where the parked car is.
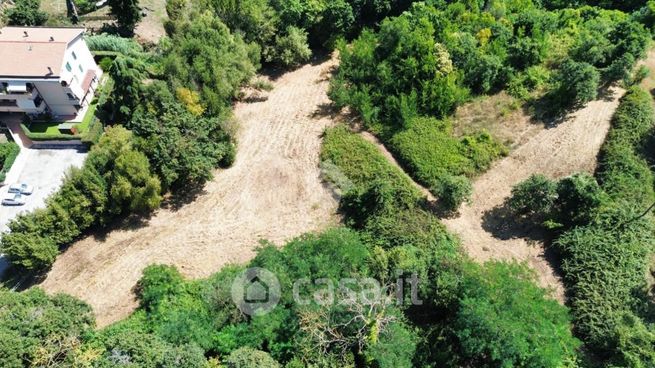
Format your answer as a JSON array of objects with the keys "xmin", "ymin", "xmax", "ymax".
[
  {"xmin": 2, "ymin": 193, "xmax": 25, "ymax": 206},
  {"xmin": 8, "ymin": 183, "xmax": 33, "ymax": 195}
]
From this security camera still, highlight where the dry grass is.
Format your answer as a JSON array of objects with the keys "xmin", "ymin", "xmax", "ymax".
[
  {"xmin": 452, "ymin": 92, "xmax": 542, "ymax": 149},
  {"xmin": 40, "ymin": 57, "xmax": 341, "ymax": 327}
]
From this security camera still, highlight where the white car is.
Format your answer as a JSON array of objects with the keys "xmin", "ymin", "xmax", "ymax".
[
  {"xmin": 8, "ymin": 183, "xmax": 33, "ymax": 195},
  {"xmin": 2, "ymin": 193, "xmax": 26, "ymax": 206}
]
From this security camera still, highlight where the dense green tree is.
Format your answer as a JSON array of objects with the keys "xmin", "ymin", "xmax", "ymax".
[
  {"xmin": 0, "ymin": 288, "xmax": 94, "ymax": 367},
  {"xmin": 108, "ymin": 0, "xmax": 142, "ymax": 36},
  {"xmin": 508, "ymin": 174, "xmax": 558, "ymax": 219},
  {"xmin": 266, "ymin": 26, "xmax": 312, "ymax": 67},
  {"xmin": 432, "ymin": 174, "xmax": 472, "ymax": 213},
  {"xmin": 454, "ymin": 262, "xmax": 580, "ymax": 367},
  {"xmin": 107, "ymin": 56, "xmax": 145, "ymax": 123},
  {"xmin": 163, "ymin": 11, "xmax": 259, "ymax": 115},
  {"xmin": 554, "ymin": 60, "xmax": 600, "ymax": 106},
  {"xmin": 129, "ymin": 82, "xmax": 235, "ymax": 190},
  {"xmin": 0, "ymin": 232, "xmax": 58, "ymax": 271},
  {"xmin": 225, "ymin": 347, "xmax": 281, "ymax": 368},
  {"xmin": 4, "ymin": 0, "xmax": 47, "ymax": 26}
]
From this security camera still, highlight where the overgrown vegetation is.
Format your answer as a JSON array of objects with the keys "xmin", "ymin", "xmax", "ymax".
[
  {"xmin": 3, "ymin": 0, "xmax": 48, "ymax": 26},
  {"xmin": 2, "ymin": 0, "xmax": 654, "ymax": 366},
  {"xmin": 508, "ymin": 87, "xmax": 655, "ymax": 366},
  {"xmin": 329, "ymin": 0, "xmax": 651, "ymax": 208},
  {"xmin": 0, "ymin": 139, "xmax": 20, "ymax": 183},
  {"xmin": 2, "ymin": 126, "xmax": 162, "ymax": 271}
]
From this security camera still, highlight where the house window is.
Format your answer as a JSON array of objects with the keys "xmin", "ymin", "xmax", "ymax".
[
  {"xmin": 67, "ymin": 93, "xmax": 76, "ymax": 100},
  {"xmin": 72, "ymin": 51, "xmax": 77, "ymax": 60},
  {"xmin": 65, "ymin": 62, "xmax": 72, "ymax": 72}
]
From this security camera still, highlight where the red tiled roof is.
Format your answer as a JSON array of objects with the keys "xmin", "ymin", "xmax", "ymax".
[{"xmin": 0, "ymin": 27, "xmax": 84, "ymax": 78}]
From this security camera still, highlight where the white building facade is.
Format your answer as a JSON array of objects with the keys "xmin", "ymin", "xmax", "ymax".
[{"xmin": 0, "ymin": 27, "xmax": 102, "ymax": 119}]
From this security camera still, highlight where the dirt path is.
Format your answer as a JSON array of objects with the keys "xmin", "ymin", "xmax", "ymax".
[
  {"xmin": 443, "ymin": 88, "xmax": 624, "ymax": 300},
  {"xmin": 40, "ymin": 58, "xmax": 340, "ymax": 327},
  {"xmin": 359, "ymin": 89, "xmax": 623, "ymax": 300}
]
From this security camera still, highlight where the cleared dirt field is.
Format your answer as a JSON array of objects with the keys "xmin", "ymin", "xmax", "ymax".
[
  {"xmin": 442, "ymin": 88, "xmax": 625, "ymax": 300},
  {"xmin": 41, "ymin": 58, "xmax": 340, "ymax": 327}
]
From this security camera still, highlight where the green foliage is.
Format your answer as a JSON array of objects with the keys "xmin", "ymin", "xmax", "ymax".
[
  {"xmin": 107, "ymin": 56, "xmax": 145, "ymax": 123},
  {"xmin": 556, "ymin": 209, "xmax": 655, "ymax": 352},
  {"xmin": 431, "ymin": 174, "xmax": 472, "ymax": 213},
  {"xmin": 320, "ymin": 126, "xmax": 420, "ymax": 196},
  {"xmin": 508, "ymin": 174, "xmax": 558, "ymax": 219},
  {"xmin": 544, "ymin": 87, "xmax": 655, "ymax": 364},
  {"xmin": 85, "ymin": 34, "xmax": 145, "ymax": 58},
  {"xmin": 0, "ymin": 140, "xmax": 20, "ymax": 183},
  {"xmin": 553, "ymin": 60, "xmax": 600, "ymax": 106},
  {"xmin": 0, "ymin": 232, "xmax": 58, "ymax": 271},
  {"xmin": 0, "ymin": 288, "xmax": 94, "ymax": 367},
  {"xmin": 108, "ymin": 0, "xmax": 142, "ymax": 35},
  {"xmin": 163, "ymin": 11, "xmax": 259, "ymax": 115},
  {"xmin": 596, "ymin": 86, "xmax": 655, "ymax": 206},
  {"xmin": 1, "ymin": 126, "xmax": 161, "ymax": 272},
  {"xmin": 266, "ymin": 26, "xmax": 312, "ymax": 67},
  {"xmin": 389, "ymin": 117, "xmax": 506, "ymax": 190},
  {"xmin": 225, "ymin": 347, "xmax": 281, "ymax": 367},
  {"xmin": 89, "ymin": 126, "xmax": 162, "ymax": 215},
  {"xmin": 129, "ymin": 82, "xmax": 236, "ymax": 190},
  {"xmin": 4, "ymin": 0, "xmax": 47, "ymax": 26},
  {"xmin": 454, "ymin": 262, "xmax": 580, "ymax": 368}
]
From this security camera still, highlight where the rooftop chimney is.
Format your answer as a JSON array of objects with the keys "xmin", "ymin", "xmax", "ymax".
[
  {"xmin": 49, "ymin": 36, "xmax": 54, "ymax": 41},
  {"xmin": 23, "ymin": 31, "xmax": 28, "ymax": 37},
  {"xmin": 47, "ymin": 67, "xmax": 53, "ymax": 75}
]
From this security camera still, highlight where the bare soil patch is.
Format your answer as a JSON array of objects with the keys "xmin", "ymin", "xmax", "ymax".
[
  {"xmin": 442, "ymin": 87, "xmax": 625, "ymax": 301},
  {"xmin": 40, "ymin": 58, "xmax": 340, "ymax": 327}
]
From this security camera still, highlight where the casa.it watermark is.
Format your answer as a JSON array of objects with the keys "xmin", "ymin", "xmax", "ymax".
[{"xmin": 231, "ymin": 267, "xmax": 423, "ymax": 316}]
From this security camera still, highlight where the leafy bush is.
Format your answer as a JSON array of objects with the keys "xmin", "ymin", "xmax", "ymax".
[
  {"xmin": 454, "ymin": 262, "xmax": 580, "ymax": 367},
  {"xmin": 553, "ymin": 60, "xmax": 600, "ymax": 107},
  {"xmin": 266, "ymin": 26, "xmax": 312, "ymax": 68},
  {"xmin": 320, "ymin": 126, "xmax": 420, "ymax": 197},
  {"xmin": 0, "ymin": 141, "xmax": 20, "ymax": 183},
  {"xmin": 225, "ymin": 347, "xmax": 281, "ymax": 368},
  {"xmin": 596, "ymin": 86, "xmax": 655, "ymax": 206},
  {"xmin": 4, "ymin": 0, "xmax": 47, "ymax": 26},
  {"xmin": 85, "ymin": 34, "xmax": 145, "ymax": 58},
  {"xmin": 556, "ymin": 209, "xmax": 655, "ymax": 352},
  {"xmin": 431, "ymin": 174, "xmax": 472, "ymax": 213},
  {"xmin": 162, "ymin": 12, "xmax": 259, "ymax": 115},
  {"xmin": 389, "ymin": 117, "xmax": 506, "ymax": 190},
  {"xmin": 508, "ymin": 174, "xmax": 558, "ymax": 218},
  {"xmin": 1, "ymin": 127, "xmax": 162, "ymax": 272},
  {"xmin": 550, "ymin": 87, "xmax": 655, "ymax": 363},
  {"xmin": 0, "ymin": 288, "xmax": 94, "ymax": 367}
]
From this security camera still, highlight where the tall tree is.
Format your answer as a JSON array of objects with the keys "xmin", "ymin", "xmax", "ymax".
[{"xmin": 108, "ymin": 0, "xmax": 142, "ymax": 35}]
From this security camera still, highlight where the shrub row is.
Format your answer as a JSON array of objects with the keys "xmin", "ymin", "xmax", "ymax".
[
  {"xmin": 320, "ymin": 124, "xmax": 578, "ymax": 367},
  {"xmin": 508, "ymin": 87, "xmax": 655, "ymax": 364},
  {"xmin": 1, "ymin": 127, "xmax": 162, "ymax": 271},
  {"xmin": 557, "ymin": 87, "xmax": 655, "ymax": 360},
  {"xmin": 0, "ymin": 140, "xmax": 20, "ymax": 183}
]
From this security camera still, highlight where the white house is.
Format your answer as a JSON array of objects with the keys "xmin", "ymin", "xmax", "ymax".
[{"xmin": 0, "ymin": 26, "xmax": 102, "ymax": 119}]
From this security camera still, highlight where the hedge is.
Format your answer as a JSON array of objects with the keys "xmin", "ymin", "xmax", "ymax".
[
  {"xmin": 555, "ymin": 87, "xmax": 655, "ymax": 356},
  {"xmin": 0, "ymin": 141, "xmax": 20, "ymax": 183}
]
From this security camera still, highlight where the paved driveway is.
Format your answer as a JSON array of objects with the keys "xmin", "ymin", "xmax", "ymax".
[{"xmin": 0, "ymin": 148, "xmax": 87, "ymax": 233}]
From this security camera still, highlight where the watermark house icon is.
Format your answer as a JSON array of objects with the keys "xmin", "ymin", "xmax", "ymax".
[{"xmin": 245, "ymin": 276, "xmax": 269, "ymax": 303}]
